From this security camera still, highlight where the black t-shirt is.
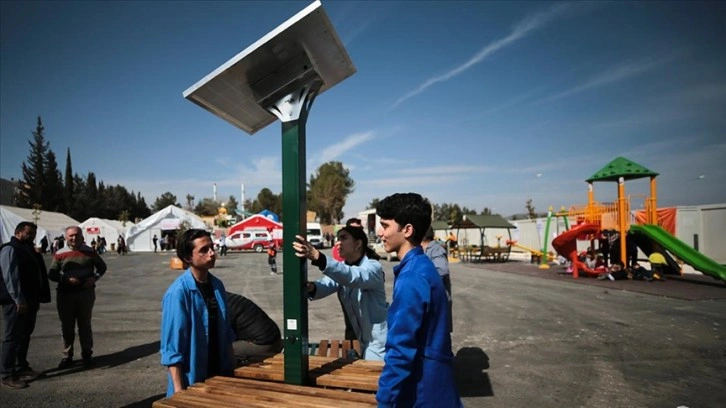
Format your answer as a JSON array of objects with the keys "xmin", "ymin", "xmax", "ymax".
[
  {"xmin": 196, "ymin": 280, "xmax": 220, "ymax": 376},
  {"xmin": 226, "ymin": 292, "xmax": 281, "ymax": 345}
]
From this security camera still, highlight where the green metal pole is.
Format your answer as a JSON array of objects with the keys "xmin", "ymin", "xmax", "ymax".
[
  {"xmin": 281, "ymin": 118, "xmax": 309, "ymax": 385},
  {"xmin": 539, "ymin": 207, "xmax": 553, "ymax": 269}
]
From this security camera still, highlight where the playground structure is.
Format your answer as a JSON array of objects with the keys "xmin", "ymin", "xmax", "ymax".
[
  {"xmin": 450, "ymin": 214, "xmax": 517, "ymax": 263},
  {"xmin": 544, "ymin": 157, "xmax": 726, "ymax": 283}
]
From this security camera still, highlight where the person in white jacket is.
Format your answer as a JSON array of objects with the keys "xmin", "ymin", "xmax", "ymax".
[{"xmin": 292, "ymin": 226, "xmax": 388, "ymax": 361}]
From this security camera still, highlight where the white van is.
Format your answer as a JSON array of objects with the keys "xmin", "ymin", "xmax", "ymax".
[
  {"xmin": 218, "ymin": 229, "xmax": 272, "ymax": 252},
  {"xmin": 306, "ymin": 222, "xmax": 324, "ymax": 248}
]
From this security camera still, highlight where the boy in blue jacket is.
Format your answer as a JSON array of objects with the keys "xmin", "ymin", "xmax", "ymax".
[{"xmin": 375, "ymin": 193, "xmax": 462, "ymax": 407}]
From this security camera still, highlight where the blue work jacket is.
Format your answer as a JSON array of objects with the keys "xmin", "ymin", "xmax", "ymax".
[
  {"xmin": 160, "ymin": 269, "xmax": 235, "ymax": 396},
  {"xmin": 376, "ymin": 247, "xmax": 462, "ymax": 408},
  {"xmin": 310, "ymin": 255, "xmax": 388, "ymax": 360}
]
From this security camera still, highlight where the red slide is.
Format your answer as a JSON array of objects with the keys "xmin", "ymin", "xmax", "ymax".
[{"xmin": 552, "ymin": 223, "xmax": 601, "ymax": 278}]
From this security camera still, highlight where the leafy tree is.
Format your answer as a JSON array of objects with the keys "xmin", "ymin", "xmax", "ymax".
[
  {"xmin": 308, "ymin": 161, "xmax": 354, "ymax": 224},
  {"xmin": 525, "ymin": 199, "xmax": 537, "ymax": 219},
  {"xmin": 480, "ymin": 207, "xmax": 492, "ymax": 215},
  {"xmin": 64, "ymin": 148, "xmax": 74, "ymax": 212},
  {"xmin": 15, "ymin": 117, "xmax": 49, "ymax": 208},
  {"xmin": 194, "ymin": 198, "xmax": 220, "ymax": 216},
  {"xmin": 119, "ymin": 209, "xmax": 130, "ymax": 227},
  {"xmin": 134, "ymin": 192, "xmax": 151, "ymax": 220},
  {"xmin": 434, "ymin": 203, "xmax": 464, "ymax": 225},
  {"xmin": 184, "ymin": 194, "xmax": 195, "ymax": 211},
  {"xmin": 152, "ymin": 192, "xmax": 180, "ymax": 211},
  {"xmin": 43, "ymin": 150, "xmax": 64, "ymax": 212},
  {"xmin": 226, "ymin": 195, "xmax": 239, "ymax": 216},
  {"xmin": 244, "ymin": 188, "xmax": 282, "ymax": 216},
  {"xmin": 367, "ymin": 198, "xmax": 380, "ymax": 210}
]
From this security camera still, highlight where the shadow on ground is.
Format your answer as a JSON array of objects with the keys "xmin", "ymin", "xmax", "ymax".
[
  {"xmin": 453, "ymin": 346, "xmax": 493, "ymax": 397},
  {"xmin": 120, "ymin": 393, "xmax": 166, "ymax": 408},
  {"xmin": 42, "ymin": 340, "xmax": 161, "ymax": 378}
]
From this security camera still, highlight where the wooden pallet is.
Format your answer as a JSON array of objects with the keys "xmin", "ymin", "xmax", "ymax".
[
  {"xmin": 153, "ymin": 376, "xmax": 376, "ymax": 407},
  {"xmin": 310, "ymin": 339, "xmax": 361, "ymax": 358},
  {"xmin": 234, "ymin": 353, "xmax": 382, "ymax": 392}
]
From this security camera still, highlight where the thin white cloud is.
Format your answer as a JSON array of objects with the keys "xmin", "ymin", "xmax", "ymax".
[
  {"xmin": 361, "ymin": 175, "xmax": 454, "ymax": 188},
  {"xmin": 542, "ymin": 55, "xmax": 674, "ymax": 102},
  {"xmin": 390, "ymin": 2, "xmax": 574, "ymax": 109},
  {"xmin": 400, "ymin": 165, "xmax": 493, "ymax": 176},
  {"xmin": 318, "ymin": 131, "xmax": 376, "ymax": 163}
]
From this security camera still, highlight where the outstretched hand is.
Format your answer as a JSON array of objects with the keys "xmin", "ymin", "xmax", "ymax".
[{"xmin": 292, "ymin": 235, "xmax": 319, "ymax": 261}]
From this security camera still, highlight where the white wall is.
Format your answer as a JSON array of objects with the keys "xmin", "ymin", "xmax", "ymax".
[{"xmin": 698, "ymin": 205, "xmax": 726, "ymax": 264}]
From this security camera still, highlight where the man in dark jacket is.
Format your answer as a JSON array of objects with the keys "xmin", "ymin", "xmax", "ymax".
[{"xmin": 0, "ymin": 222, "xmax": 51, "ymax": 389}]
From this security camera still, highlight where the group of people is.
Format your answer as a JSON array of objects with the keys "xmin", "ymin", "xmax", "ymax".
[
  {"xmin": 1, "ymin": 223, "xmax": 107, "ymax": 389},
  {"xmin": 160, "ymin": 192, "xmax": 463, "ymax": 406},
  {"xmin": 89, "ymin": 236, "xmax": 108, "ymax": 254},
  {"xmin": 152, "ymin": 234, "xmax": 174, "ymax": 253},
  {"xmin": 574, "ymin": 237, "xmax": 670, "ymax": 282}
]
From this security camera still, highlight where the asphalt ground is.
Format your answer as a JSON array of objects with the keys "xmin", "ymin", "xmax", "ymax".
[{"xmin": 1, "ymin": 250, "xmax": 724, "ymax": 407}]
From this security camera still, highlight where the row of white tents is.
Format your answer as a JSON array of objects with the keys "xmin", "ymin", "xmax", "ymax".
[{"xmin": 0, "ymin": 204, "xmax": 210, "ymax": 252}]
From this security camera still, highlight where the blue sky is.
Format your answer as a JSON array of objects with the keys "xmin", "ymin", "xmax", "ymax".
[{"xmin": 2, "ymin": 1, "xmax": 725, "ymax": 219}]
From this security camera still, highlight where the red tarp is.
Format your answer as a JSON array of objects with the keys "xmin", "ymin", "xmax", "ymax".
[{"xmin": 634, "ymin": 207, "xmax": 676, "ymax": 235}]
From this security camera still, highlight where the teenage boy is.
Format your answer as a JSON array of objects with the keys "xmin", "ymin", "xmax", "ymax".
[
  {"xmin": 375, "ymin": 193, "xmax": 462, "ymax": 407},
  {"xmin": 160, "ymin": 229, "xmax": 235, "ymax": 397}
]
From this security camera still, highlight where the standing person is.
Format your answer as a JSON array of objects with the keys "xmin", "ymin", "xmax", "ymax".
[
  {"xmin": 293, "ymin": 226, "xmax": 387, "ymax": 361},
  {"xmin": 375, "ymin": 193, "xmax": 462, "ymax": 407},
  {"xmin": 0, "ymin": 222, "xmax": 51, "ymax": 389},
  {"xmin": 40, "ymin": 236, "xmax": 49, "ymax": 254},
  {"xmin": 331, "ymin": 218, "xmax": 364, "ymax": 341},
  {"xmin": 47, "ymin": 226, "xmax": 107, "ymax": 369},
  {"xmin": 160, "ymin": 229, "xmax": 235, "ymax": 397},
  {"xmin": 421, "ymin": 226, "xmax": 453, "ymax": 333},
  {"xmin": 98, "ymin": 237, "xmax": 106, "ymax": 255},
  {"xmin": 266, "ymin": 243, "xmax": 277, "ymax": 275},
  {"xmin": 219, "ymin": 234, "xmax": 228, "ymax": 256},
  {"xmin": 225, "ymin": 292, "xmax": 282, "ymax": 362},
  {"xmin": 153, "ymin": 235, "xmax": 158, "ymax": 253}
]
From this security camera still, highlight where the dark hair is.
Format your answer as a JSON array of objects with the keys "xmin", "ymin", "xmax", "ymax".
[
  {"xmin": 375, "ymin": 193, "xmax": 431, "ymax": 245},
  {"xmin": 345, "ymin": 218, "xmax": 362, "ymax": 227},
  {"xmin": 423, "ymin": 226, "xmax": 435, "ymax": 241},
  {"xmin": 177, "ymin": 229, "xmax": 212, "ymax": 262},
  {"xmin": 15, "ymin": 221, "xmax": 37, "ymax": 234},
  {"xmin": 339, "ymin": 225, "xmax": 380, "ymax": 261}
]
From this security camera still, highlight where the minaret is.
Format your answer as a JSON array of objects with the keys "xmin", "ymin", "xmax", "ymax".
[{"xmin": 213, "ymin": 183, "xmax": 218, "ymax": 202}]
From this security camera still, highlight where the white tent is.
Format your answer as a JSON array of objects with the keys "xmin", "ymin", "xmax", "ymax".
[
  {"xmin": 0, "ymin": 206, "xmax": 49, "ymax": 247},
  {"xmin": 125, "ymin": 205, "xmax": 210, "ymax": 252},
  {"xmin": 79, "ymin": 217, "xmax": 135, "ymax": 244},
  {"xmin": 0, "ymin": 205, "xmax": 78, "ymax": 245}
]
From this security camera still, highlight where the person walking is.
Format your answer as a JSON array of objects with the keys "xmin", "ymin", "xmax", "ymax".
[
  {"xmin": 0, "ymin": 222, "xmax": 51, "ymax": 389},
  {"xmin": 48, "ymin": 226, "xmax": 107, "ymax": 369},
  {"xmin": 160, "ymin": 229, "xmax": 235, "ymax": 397},
  {"xmin": 219, "ymin": 234, "xmax": 228, "ymax": 256},
  {"xmin": 266, "ymin": 243, "xmax": 277, "ymax": 275},
  {"xmin": 153, "ymin": 235, "xmax": 159, "ymax": 253}
]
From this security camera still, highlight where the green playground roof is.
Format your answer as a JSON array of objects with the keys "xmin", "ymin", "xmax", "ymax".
[
  {"xmin": 586, "ymin": 156, "xmax": 658, "ymax": 183},
  {"xmin": 451, "ymin": 214, "xmax": 516, "ymax": 230}
]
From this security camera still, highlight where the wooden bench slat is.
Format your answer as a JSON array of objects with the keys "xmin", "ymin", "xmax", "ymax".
[
  {"xmin": 317, "ymin": 339, "xmax": 329, "ymax": 357},
  {"xmin": 205, "ymin": 377, "xmax": 377, "ymax": 404},
  {"xmin": 185, "ymin": 384, "xmax": 373, "ymax": 408}
]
